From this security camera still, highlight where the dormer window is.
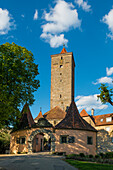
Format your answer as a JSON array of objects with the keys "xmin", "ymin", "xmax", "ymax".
[
  {"xmin": 106, "ymin": 117, "xmax": 112, "ymax": 122},
  {"xmin": 100, "ymin": 118, "xmax": 103, "ymax": 122}
]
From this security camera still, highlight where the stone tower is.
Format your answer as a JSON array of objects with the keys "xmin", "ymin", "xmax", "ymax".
[{"xmin": 50, "ymin": 47, "xmax": 75, "ymax": 111}]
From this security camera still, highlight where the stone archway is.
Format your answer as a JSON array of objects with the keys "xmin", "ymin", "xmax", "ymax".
[{"xmin": 28, "ymin": 128, "xmax": 56, "ymax": 153}]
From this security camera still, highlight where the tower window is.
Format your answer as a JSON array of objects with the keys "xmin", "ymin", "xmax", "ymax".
[
  {"xmin": 60, "ymin": 65, "xmax": 63, "ymax": 68},
  {"xmin": 61, "ymin": 56, "xmax": 63, "ymax": 60},
  {"xmin": 54, "ymin": 120, "xmax": 56, "ymax": 125},
  {"xmin": 60, "ymin": 94, "xmax": 62, "ymax": 98}
]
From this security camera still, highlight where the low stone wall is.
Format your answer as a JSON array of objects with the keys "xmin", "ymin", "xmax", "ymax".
[{"xmin": 97, "ymin": 129, "xmax": 113, "ymax": 153}]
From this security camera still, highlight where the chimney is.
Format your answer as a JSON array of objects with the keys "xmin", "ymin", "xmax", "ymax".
[{"xmin": 91, "ymin": 108, "xmax": 94, "ymax": 116}]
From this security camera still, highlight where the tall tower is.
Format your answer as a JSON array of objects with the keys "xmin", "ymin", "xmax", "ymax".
[{"xmin": 50, "ymin": 47, "xmax": 75, "ymax": 111}]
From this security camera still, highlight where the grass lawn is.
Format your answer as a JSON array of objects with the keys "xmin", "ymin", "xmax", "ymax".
[{"xmin": 65, "ymin": 159, "xmax": 113, "ymax": 170}]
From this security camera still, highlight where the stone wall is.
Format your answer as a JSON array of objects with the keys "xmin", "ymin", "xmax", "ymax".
[{"xmin": 97, "ymin": 129, "xmax": 113, "ymax": 153}]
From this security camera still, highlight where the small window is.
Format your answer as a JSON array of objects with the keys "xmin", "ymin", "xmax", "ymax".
[
  {"xmin": 60, "ymin": 65, "xmax": 63, "ymax": 68},
  {"xmin": 87, "ymin": 136, "xmax": 93, "ymax": 145},
  {"xmin": 100, "ymin": 118, "xmax": 103, "ymax": 122},
  {"xmin": 61, "ymin": 57, "xmax": 63, "ymax": 60},
  {"xmin": 16, "ymin": 137, "xmax": 25, "ymax": 144},
  {"xmin": 68, "ymin": 136, "xmax": 75, "ymax": 143},
  {"xmin": 36, "ymin": 138, "xmax": 38, "ymax": 145},
  {"xmin": 60, "ymin": 79, "xmax": 62, "ymax": 82},
  {"xmin": 60, "ymin": 73, "xmax": 62, "ymax": 75},
  {"xmin": 61, "ymin": 102, "xmax": 63, "ymax": 104},
  {"xmin": 106, "ymin": 117, "xmax": 112, "ymax": 122},
  {"xmin": 16, "ymin": 138, "xmax": 20, "ymax": 144},
  {"xmin": 21, "ymin": 137, "xmax": 25, "ymax": 144},
  {"xmin": 60, "ymin": 94, "xmax": 62, "ymax": 98},
  {"xmin": 54, "ymin": 120, "xmax": 56, "ymax": 125},
  {"xmin": 60, "ymin": 136, "xmax": 67, "ymax": 144}
]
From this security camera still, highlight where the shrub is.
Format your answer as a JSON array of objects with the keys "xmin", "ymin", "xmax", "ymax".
[
  {"xmin": 99, "ymin": 152, "xmax": 105, "ymax": 158},
  {"xmin": 105, "ymin": 152, "xmax": 113, "ymax": 159},
  {"xmin": 95, "ymin": 154, "xmax": 100, "ymax": 159},
  {"xmin": 66, "ymin": 154, "xmax": 78, "ymax": 159},
  {"xmin": 17, "ymin": 152, "xmax": 21, "ymax": 154},
  {"xmin": 79, "ymin": 153, "xmax": 85, "ymax": 157},
  {"xmin": 89, "ymin": 154, "xmax": 93, "ymax": 158}
]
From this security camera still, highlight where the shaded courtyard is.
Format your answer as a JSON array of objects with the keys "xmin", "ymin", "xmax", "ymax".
[{"xmin": 0, "ymin": 153, "xmax": 77, "ymax": 170}]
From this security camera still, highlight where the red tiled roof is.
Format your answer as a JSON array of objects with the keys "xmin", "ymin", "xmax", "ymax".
[
  {"xmin": 55, "ymin": 101, "xmax": 97, "ymax": 132},
  {"xmin": 93, "ymin": 113, "xmax": 113, "ymax": 126},
  {"xmin": 80, "ymin": 109, "xmax": 89, "ymax": 117},
  {"xmin": 44, "ymin": 106, "xmax": 66, "ymax": 119},
  {"xmin": 60, "ymin": 47, "xmax": 67, "ymax": 54},
  {"xmin": 34, "ymin": 111, "xmax": 43, "ymax": 120}
]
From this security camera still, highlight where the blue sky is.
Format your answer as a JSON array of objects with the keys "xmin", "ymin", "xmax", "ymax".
[{"xmin": 0, "ymin": 0, "xmax": 113, "ymax": 118}]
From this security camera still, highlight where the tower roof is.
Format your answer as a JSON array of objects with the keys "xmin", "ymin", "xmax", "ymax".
[
  {"xmin": 44, "ymin": 106, "xmax": 66, "ymax": 119},
  {"xmin": 19, "ymin": 103, "xmax": 35, "ymax": 129},
  {"xmin": 34, "ymin": 111, "xmax": 43, "ymax": 120},
  {"xmin": 55, "ymin": 101, "xmax": 97, "ymax": 132},
  {"xmin": 60, "ymin": 47, "xmax": 67, "ymax": 54},
  {"xmin": 80, "ymin": 109, "xmax": 89, "ymax": 117}
]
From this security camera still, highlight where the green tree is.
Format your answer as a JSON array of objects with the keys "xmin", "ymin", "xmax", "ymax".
[
  {"xmin": 98, "ymin": 83, "xmax": 113, "ymax": 106},
  {"xmin": 0, "ymin": 42, "xmax": 40, "ymax": 128},
  {"xmin": 0, "ymin": 128, "xmax": 11, "ymax": 154}
]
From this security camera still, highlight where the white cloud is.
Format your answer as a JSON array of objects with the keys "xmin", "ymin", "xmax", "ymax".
[
  {"xmin": 76, "ymin": 94, "xmax": 108, "ymax": 111},
  {"xmin": 93, "ymin": 76, "xmax": 113, "ymax": 85},
  {"xmin": 21, "ymin": 14, "xmax": 25, "ymax": 18},
  {"xmin": 102, "ymin": 8, "xmax": 113, "ymax": 39},
  {"xmin": 75, "ymin": 0, "xmax": 91, "ymax": 12},
  {"xmin": 41, "ymin": 0, "xmax": 81, "ymax": 48},
  {"xmin": 0, "ymin": 8, "xmax": 15, "ymax": 35},
  {"xmin": 106, "ymin": 67, "xmax": 113, "ymax": 76},
  {"xmin": 33, "ymin": 9, "xmax": 38, "ymax": 20},
  {"xmin": 41, "ymin": 33, "xmax": 68, "ymax": 48},
  {"xmin": 5, "ymin": 35, "xmax": 14, "ymax": 39}
]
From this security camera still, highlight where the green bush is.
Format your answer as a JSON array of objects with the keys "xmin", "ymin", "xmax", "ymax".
[
  {"xmin": 0, "ymin": 129, "xmax": 10, "ymax": 154},
  {"xmin": 99, "ymin": 153, "xmax": 105, "ymax": 158},
  {"xmin": 79, "ymin": 153, "xmax": 85, "ymax": 157},
  {"xmin": 66, "ymin": 154, "xmax": 78, "ymax": 159},
  {"xmin": 95, "ymin": 154, "xmax": 100, "ymax": 159},
  {"xmin": 105, "ymin": 152, "xmax": 113, "ymax": 159},
  {"xmin": 89, "ymin": 154, "xmax": 93, "ymax": 158}
]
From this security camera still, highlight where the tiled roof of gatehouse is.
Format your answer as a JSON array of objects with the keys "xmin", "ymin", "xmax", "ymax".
[
  {"xmin": 55, "ymin": 101, "xmax": 97, "ymax": 132},
  {"xmin": 34, "ymin": 111, "xmax": 43, "ymax": 120},
  {"xmin": 44, "ymin": 106, "xmax": 66, "ymax": 119},
  {"xmin": 18, "ymin": 103, "xmax": 35, "ymax": 130}
]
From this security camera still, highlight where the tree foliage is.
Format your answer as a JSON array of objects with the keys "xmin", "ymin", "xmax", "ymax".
[
  {"xmin": 98, "ymin": 83, "xmax": 113, "ymax": 106},
  {"xmin": 0, "ymin": 42, "xmax": 40, "ymax": 128},
  {"xmin": 0, "ymin": 128, "xmax": 11, "ymax": 153}
]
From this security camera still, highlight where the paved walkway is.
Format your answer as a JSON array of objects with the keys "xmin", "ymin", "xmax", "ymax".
[{"xmin": 0, "ymin": 152, "xmax": 77, "ymax": 170}]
